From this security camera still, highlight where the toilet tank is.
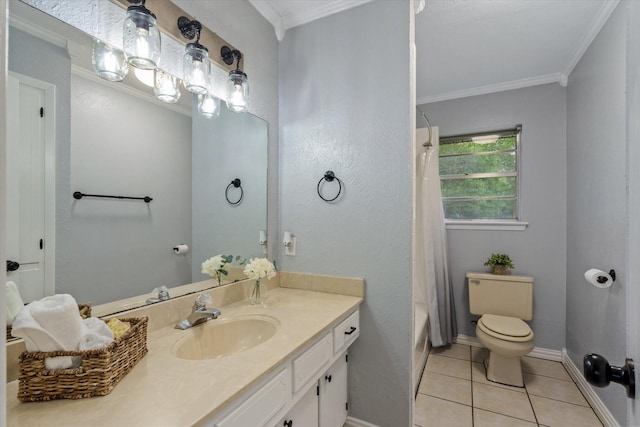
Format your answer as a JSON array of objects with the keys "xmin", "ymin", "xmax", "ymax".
[{"xmin": 467, "ymin": 272, "xmax": 534, "ymax": 320}]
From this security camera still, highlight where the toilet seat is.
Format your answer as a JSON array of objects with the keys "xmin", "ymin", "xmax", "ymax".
[{"xmin": 478, "ymin": 314, "xmax": 533, "ymax": 342}]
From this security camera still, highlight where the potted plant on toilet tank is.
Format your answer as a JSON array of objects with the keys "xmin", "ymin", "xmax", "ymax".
[{"xmin": 484, "ymin": 253, "xmax": 514, "ymax": 275}]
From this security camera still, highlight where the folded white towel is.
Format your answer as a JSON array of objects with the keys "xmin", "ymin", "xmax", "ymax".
[
  {"xmin": 5, "ymin": 281, "xmax": 24, "ymax": 325},
  {"xmin": 79, "ymin": 317, "xmax": 114, "ymax": 351},
  {"xmin": 29, "ymin": 294, "xmax": 85, "ymax": 352},
  {"xmin": 11, "ymin": 294, "xmax": 85, "ymax": 370}
]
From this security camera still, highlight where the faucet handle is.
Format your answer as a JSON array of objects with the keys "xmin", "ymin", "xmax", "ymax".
[{"xmin": 194, "ymin": 292, "xmax": 213, "ymax": 309}]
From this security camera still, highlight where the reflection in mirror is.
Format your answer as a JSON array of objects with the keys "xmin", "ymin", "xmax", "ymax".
[{"xmin": 6, "ymin": 1, "xmax": 268, "ymax": 330}]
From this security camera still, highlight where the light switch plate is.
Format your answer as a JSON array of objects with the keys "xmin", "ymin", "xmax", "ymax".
[{"xmin": 285, "ymin": 237, "xmax": 296, "ymax": 256}]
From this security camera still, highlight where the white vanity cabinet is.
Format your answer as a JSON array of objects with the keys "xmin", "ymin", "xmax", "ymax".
[
  {"xmin": 319, "ymin": 353, "xmax": 348, "ymax": 427},
  {"xmin": 208, "ymin": 308, "xmax": 359, "ymax": 427},
  {"xmin": 275, "ymin": 384, "xmax": 319, "ymax": 427}
]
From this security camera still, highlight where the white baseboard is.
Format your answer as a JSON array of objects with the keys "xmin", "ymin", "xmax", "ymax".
[
  {"xmin": 453, "ymin": 334, "xmax": 562, "ymax": 361},
  {"xmin": 344, "ymin": 416, "xmax": 380, "ymax": 427},
  {"xmin": 561, "ymin": 349, "xmax": 619, "ymax": 427}
]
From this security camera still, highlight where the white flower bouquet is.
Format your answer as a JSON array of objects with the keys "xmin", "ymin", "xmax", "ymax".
[
  {"xmin": 243, "ymin": 258, "xmax": 276, "ymax": 304},
  {"xmin": 201, "ymin": 255, "xmax": 233, "ymax": 285}
]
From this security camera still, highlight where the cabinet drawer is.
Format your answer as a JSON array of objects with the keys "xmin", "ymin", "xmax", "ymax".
[
  {"xmin": 293, "ymin": 332, "xmax": 332, "ymax": 392},
  {"xmin": 333, "ymin": 310, "xmax": 359, "ymax": 354},
  {"xmin": 215, "ymin": 367, "xmax": 291, "ymax": 427}
]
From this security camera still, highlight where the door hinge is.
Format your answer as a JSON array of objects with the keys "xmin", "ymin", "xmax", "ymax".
[
  {"xmin": 39, "ymin": 239, "xmax": 43, "ymax": 250},
  {"xmin": 346, "ymin": 354, "xmax": 348, "ymax": 363},
  {"xmin": 40, "ymin": 107, "xmax": 44, "ymax": 118},
  {"xmin": 346, "ymin": 402, "xmax": 349, "ymax": 411},
  {"xmin": 316, "ymin": 385, "xmax": 319, "ymax": 396}
]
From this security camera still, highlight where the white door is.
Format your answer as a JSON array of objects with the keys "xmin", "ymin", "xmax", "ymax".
[
  {"xmin": 319, "ymin": 353, "xmax": 348, "ymax": 427},
  {"xmin": 6, "ymin": 74, "xmax": 54, "ymax": 303}
]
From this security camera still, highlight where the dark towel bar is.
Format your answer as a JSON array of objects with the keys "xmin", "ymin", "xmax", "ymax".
[{"xmin": 73, "ymin": 191, "xmax": 153, "ymax": 203}]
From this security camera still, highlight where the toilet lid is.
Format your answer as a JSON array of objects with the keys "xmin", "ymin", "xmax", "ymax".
[{"xmin": 478, "ymin": 314, "xmax": 532, "ymax": 338}]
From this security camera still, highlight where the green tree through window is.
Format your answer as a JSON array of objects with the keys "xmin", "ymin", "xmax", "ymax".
[{"xmin": 439, "ymin": 127, "xmax": 520, "ymax": 220}]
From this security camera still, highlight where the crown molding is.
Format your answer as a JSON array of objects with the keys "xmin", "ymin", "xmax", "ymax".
[
  {"xmin": 72, "ymin": 65, "xmax": 192, "ymax": 117},
  {"xmin": 281, "ymin": 0, "xmax": 374, "ymax": 31},
  {"xmin": 563, "ymin": 0, "xmax": 620, "ymax": 78},
  {"xmin": 248, "ymin": 0, "xmax": 285, "ymax": 41},
  {"xmin": 9, "ymin": 13, "xmax": 67, "ymax": 48},
  {"xmin": 417, "ymin": 73, "xmax": 566, "ymax": 105}
]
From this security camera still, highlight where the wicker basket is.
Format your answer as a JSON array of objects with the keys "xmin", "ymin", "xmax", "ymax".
[
  {"xmin": 17, "ymin": 316, "xmax": 148, "ymax": 402},
  {"xmin": 7, "ymin": 303, "xmax": 92, "ymax": 342}
]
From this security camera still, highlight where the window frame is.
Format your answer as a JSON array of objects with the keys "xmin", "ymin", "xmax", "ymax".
[{"xmin": 439, "ymin": 125, "xmax": 528, "ymax": 230}]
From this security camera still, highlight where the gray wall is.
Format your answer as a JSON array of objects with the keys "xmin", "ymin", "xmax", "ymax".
[
  {"xmin": 419, "ymin": 83, "xmax": 568, "ymax": 350},
  {"xmin": 566, "ymin": 2, "xmax": 627, "ymax": 423},
  {"xmin": 278, "ymin": 2, "xmax": 413, "ymax": 425},
  {"xmin": 66, "ymin": 74, "xmax": 192, "ymax": 304},
  {"xmin": 192, "ymin": 107, "xmax": 268, "ymax": 280}
]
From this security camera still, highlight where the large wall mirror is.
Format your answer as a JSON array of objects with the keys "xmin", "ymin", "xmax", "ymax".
[{"xmin": 6, "ymin": 1, "xmax": 268, "ymax": 329}]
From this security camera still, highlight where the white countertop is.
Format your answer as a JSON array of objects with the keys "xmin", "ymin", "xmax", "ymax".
[{"xmin": 7, "ymin": 287, "xmax": 362, "ymax": 426}]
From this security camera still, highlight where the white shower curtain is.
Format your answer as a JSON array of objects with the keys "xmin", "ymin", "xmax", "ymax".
[{"xmin": 415, "ymin": 127, "xmax": 457, "ymax": 347}]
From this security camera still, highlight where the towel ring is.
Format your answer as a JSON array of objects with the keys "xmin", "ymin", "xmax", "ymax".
[
  {"xmin": 225, "ymin": 178, "xmax": 243, "ymax": 205},
  {"xmin": 317, "ymin": 171, "xmax": 342, "ymax": 202}
]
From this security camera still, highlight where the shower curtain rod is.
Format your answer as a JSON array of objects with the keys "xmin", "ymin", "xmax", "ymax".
[{"xmin": 416, "ymin": 106, "xmax": 432, "ymax": 147}]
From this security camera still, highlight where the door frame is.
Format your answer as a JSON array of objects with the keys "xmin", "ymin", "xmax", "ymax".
[{"xmin": 7, "ymin": 71, "xmax": 56, "ymax": 298}]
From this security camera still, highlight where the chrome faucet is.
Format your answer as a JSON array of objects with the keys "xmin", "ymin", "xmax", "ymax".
[
  {"xmin": 175, "ymin": 293, "xmax": 221, "ymax": 330},
  {"xmin": 146, "ymin": 286, "xmax": 170, "ymax": 304}
]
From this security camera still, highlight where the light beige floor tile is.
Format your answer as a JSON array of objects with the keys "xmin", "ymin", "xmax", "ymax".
[
  {"xmin": 474, "ymin": 408, "xmax": 538, "ymax": 427},
  {"xmin": 471, "ymin": 361, "xmax": 526, "ymax": 393},
  {"xmin": 522, "ymin": 356, "xmax": 571, "ymax": 381},
  {"xmin": 530, "ymin": 395, "xmax": 603, "ymax": 426},
  {"xmin": 418, "ymin": 371, "xmax": 472, "ymax": 405},
  {"xmin": 471, "ymin": 346, "xmax": 489, "ymax": 363},
  {"xmin": 430, "ymin": 343, "xmax": 471, "ymax": 361},
  {"xmin": 472, "ymin": 382, "xmax": 536, "ymax": 423},
  {"xmin": 524, "ymin": 373, "xmax": 588, "ymax": 406},
  {"xmin": 425, "ymin": 354, "xmax": 471, "ymax": 380},
  {"xmin": 414, "ymin": 394, "xmax": 472, "ymax": 427}
]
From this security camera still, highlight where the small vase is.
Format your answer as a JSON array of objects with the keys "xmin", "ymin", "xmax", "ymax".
[
  {"xmin": 216, "ymin": 271, "xmax": 222, "ymax": 286},
  {"xmin": 248, "ymin": 279, "xmax": 268, "ymax": 305},
  {"xmin": 493, "ymin": 265, "xmax": 509, "ymax": 275}
]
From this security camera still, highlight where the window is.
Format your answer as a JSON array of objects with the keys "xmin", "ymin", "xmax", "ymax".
[{"xmin": 439, "ymin": 126, "xmax": 521, "ymax": 221}]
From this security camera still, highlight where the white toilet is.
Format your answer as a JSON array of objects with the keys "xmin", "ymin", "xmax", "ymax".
[{"xmin": 467, "ymin": 272, "xmax": 534, "ymax": 387}]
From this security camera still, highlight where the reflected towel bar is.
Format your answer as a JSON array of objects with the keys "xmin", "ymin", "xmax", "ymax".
[{"xmin": 73, "ymin": 191, "xmax": 153, "ymax": 203}]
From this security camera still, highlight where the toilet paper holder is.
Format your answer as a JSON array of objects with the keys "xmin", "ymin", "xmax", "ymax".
[{"xmin": 598, "ymin": 269, "xmax": 616, "ymax": 284}]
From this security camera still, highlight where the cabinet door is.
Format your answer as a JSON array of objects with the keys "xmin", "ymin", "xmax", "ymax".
[
  {"xmin": 277, "ymin": 384, "xmax": 319, "ymax": 427},
  {"xmin": 319, "ymin": 352, "xmax": 348, "ymax": 427}
]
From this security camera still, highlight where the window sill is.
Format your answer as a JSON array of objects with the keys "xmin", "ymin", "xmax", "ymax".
[{"xmin": 445, "ymin": 221, "xmax": 528, "ymax": 231}]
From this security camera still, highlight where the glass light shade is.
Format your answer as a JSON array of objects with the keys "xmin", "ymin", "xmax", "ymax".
[
  {"xmin": 154, "ymin": 70, "xmax": 181, "ymax": 103},
  {"xmin": 198, "ymin": 93, "xmax": 221, "ymax": 119},
  {"xmin": 183, "ymin": 44, "xmax": 210, "ymax": 95},
  {"xmin": 225, "ymin": 70, "xmax": 249, "ymax": 113},
  {"xmin": 134, "ymin": 68, "xmax": 155, "ymax": 87},
  {"xmin": 92, "ymin": 40, "xmax": 128, "ymax": 82},
  {"xmin": 123, "ymin": 8, "xmax": 161, "ymax": 70}
]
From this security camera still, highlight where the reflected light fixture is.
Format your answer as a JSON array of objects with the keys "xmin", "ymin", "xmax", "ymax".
[
  {"xmin": 123, "ymin": 0, "xmax": 161, "ymax": 70},
  {"xmin": 92, "ymin": 39, "xmax": 128, "ymax": 82},
  {"xmin": 221, "ymin": 46, "xmax": 249, "ymax": 113},
  {"xmin": 134, "ymin": 68, "xmax": 155, "ymax": 87},
  {"xmin": 198, "ymin": 73, "xmax": 220, "ymax": 119},
  {"xmin": 178, "ymin": 16, "xmax": 210, "ymax": 95},
  {"xmin": 154, "ymin": 70, "xmax": 181, "ymax": 103}
]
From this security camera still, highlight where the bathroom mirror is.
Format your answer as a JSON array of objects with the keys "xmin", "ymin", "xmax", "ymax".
[{"xmin": 5, "ymin": 1, "xmax": 268, "ymax": 330}]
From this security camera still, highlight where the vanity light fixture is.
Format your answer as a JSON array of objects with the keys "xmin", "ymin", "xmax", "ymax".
[
  {"xmin": 221, "ymin": 46, "xmax": 249, "ymax": 113},
  {"xmin": 178, "ymin": 16, "xmax": 210, "ymax": 95},
  {"xmin": 198, "ymin": 74, "xmax": 221, "ymax": 119},
  {"xmin": 123, "ymin": 0, "xmax": 161, "ymax": 70},
  {"xmin": 92, "ymin": 39, "xmax": 128, "ymax": 82},
  {"xmin": 154, "ymin": 69, "xmax": 181, "ymax": 103}
]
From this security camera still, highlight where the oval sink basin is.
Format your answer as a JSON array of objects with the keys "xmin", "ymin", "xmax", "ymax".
[{"xmin": 172, "ymin": 316, "xmax": 279, "ymax": 360}]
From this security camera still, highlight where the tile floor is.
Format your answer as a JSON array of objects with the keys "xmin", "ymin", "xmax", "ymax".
[{"xmin": 414, "ymin": 343, "xmax": 603, "ymax": 427}]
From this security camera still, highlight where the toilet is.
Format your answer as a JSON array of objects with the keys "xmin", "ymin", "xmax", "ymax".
[{"xmin": 467, "ymin": 272, "xmax": 534, "ymax": 387}]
